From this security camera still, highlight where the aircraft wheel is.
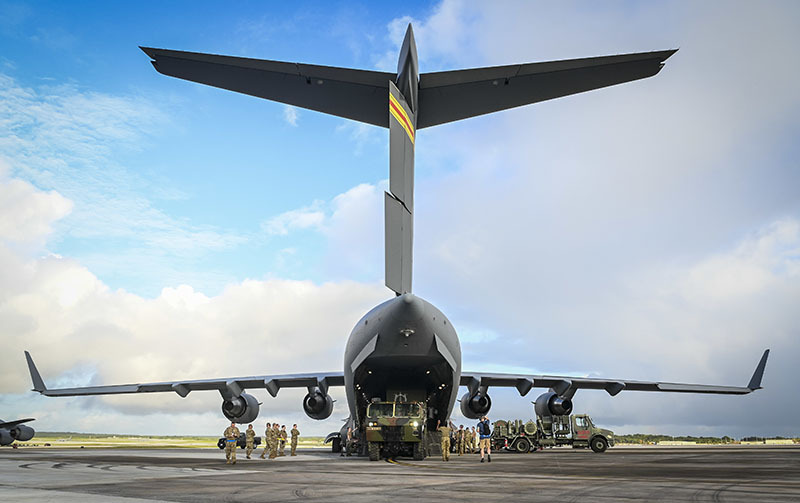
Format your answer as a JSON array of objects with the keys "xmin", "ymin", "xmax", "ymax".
[
  {"xmin": 368, "ymin": 441, "xmax": 380, "ymax": 461},
  {"xmin": 590, "ymin": 436, "xmax": 608, "ymax": 453},
  {"xmin": 331, "ymin": 437, "xmax": 342, "ymax": 453},
  {"xmin": 515, "ymin": 438, "xmax": 531, "ymax": 453}
]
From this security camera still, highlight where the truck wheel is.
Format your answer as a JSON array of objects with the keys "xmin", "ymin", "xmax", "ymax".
[
  {"xmin": 216, "ymin": 438, "xmax": 226, "ymax": 450},
  {"xmin": 590, "ymin": 436, "xmax": 608, "ymax": 453},
  {"xmin": 331, "ymin": 437, "xmax": 342, "ymax": 453},
  {"xmin": 412, "ymin": 442, "xmax": 424, "ymax": 460},
  {"xmin": 368, "ymin": 441, "xmax": 380, "ymax": 461},
  {"xmin": 515, "ymin": 438, "xmax": 531, "ymax": 453}
]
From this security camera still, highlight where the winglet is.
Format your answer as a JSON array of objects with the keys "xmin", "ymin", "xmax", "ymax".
[
  {"xmin": 24, "ymin": 351, "xmax": 47, "ymax": 393},
  {"xmin": 747, "ymin": 349, "xmax": 770, "ymax": 390}
]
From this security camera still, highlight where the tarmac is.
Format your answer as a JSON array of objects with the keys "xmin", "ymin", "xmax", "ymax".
[{"xmin": 1, "ymin": 445, "xmax": 798, "ymax": 502}]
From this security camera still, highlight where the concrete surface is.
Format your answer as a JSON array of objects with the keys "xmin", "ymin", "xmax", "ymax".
[{"xmin": 1, "ymin": 446, "xmax": 798, "ymax": 502}]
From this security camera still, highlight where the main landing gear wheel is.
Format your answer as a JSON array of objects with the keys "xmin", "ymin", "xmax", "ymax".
[
  {"xmin": 590, "ymin": 436, "xmax": 608, "ymax": 453},
  {"xmin": 368, "ymin": 441, "xmax": 380, "ymax": 461},
  {"xmin": 515, "ymin": 438, "xmax": 531, "ymax": 453},
  {"xmin": 331, "ymin": 437, "xmax": 342, "ymax": 453}
]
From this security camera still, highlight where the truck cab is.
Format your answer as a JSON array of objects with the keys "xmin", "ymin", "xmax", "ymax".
[
  {"xmin": 364, "ymin": 401, "xmax": 426, "ymax": 461},
  {"xmin": 537, "ymin": 413, "xmax": 615, "ymax": 453}
]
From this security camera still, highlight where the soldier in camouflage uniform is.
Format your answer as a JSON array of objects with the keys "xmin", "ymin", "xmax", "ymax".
[
  {"xmin": 223, "ymin": 422, "xmax": 240, "ymax": 464},
  {"xmin": 472, "ymin": 426, "xmax": 478, "ymax": 453},
  {"xmin": 457, "ymin": 425, "xmax": 465, "ymax": 455},
  {"xmin": 245, "ymin": 424, "xmax": 256, "ymax": 459},
  {"xmin": 270, "ymin": 423, "xmax": 280, "ymax": 459},
  {"xmin": 290, "ymin": 424, "xmax": 300, "ymax": 456},
  {"xmin": 279, "ymin": 425, "xmax": 287, "ymax": 456},
  {"xmin": 260, "ymin": 422, "xmax": 271, "ymax": 459},
  {"xmin": 437, "ymin": 420, "xmax": 452, "ymax": 461}
]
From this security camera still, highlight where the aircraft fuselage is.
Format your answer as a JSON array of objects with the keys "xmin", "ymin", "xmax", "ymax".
[{"xmin": 343, "ymin": 293, "xmax": 461, "ymax": 429}]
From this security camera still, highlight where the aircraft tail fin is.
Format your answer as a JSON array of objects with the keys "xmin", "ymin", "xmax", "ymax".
[
  {"xmin": 747, "ymin": 349, "xmax": 770, "ymax": 390},
  {"xmin": 24, "ymin": 351, "xmax": 47, "ymax": 393},
  {"xmin": 385, "ymin": 81, "xmax": 416, "ymax": 295}
]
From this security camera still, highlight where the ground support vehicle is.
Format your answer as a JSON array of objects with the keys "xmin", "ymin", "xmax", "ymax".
[
  {"xmin": 216, "ymin": 433, "xmax": 261, "ymax": 450},
  {"xmin": 491, "ymin": 419, "xmax": 538, "ymax": 453},
  {"xmin": 364, "ymin": 401, "xmax": 426, "ymax": 461},
  {"xmin": 491, "ymin": 414, "xmax": 615, "ymax": 453}
]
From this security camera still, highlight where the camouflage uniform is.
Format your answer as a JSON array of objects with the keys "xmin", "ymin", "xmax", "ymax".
[
  {"xmin": 290, "ymin": 427, "xmax": 299, "ymax": 456},
  {"xmin": 438, "ymin": 424, "xmax": 452, "ymax": 461},
  {"xmin": 245, "ymin": 426, "xmax": 256, "ymax": 459},
  {"xmin": 270, "ymin": 425, "xmax": 280, "ymax": 459},
  {"xmin": 279, "ymin": 427, "xmax": 287, "ymax": 456},
  {"xmin": 223, "ymin": 424, "xmax": 240, "ymax": 464},
  {"xmin": 472, "ymin": 427, "xmax": 479, "ymax": 452},
  {"xmin": 260, "ymin": 424, "xmax": 271, "ymax": 459},
  {"xmin": 457, "ymin": 427, "xmax": 465, "ymax": 455}
]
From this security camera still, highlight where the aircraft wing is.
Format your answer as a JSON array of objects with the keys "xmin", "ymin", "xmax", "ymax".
[
  {"xmin": 24, "ymin": 351, "xmax": 343, "ymax": 399},
  {"xmin": 460, "ymin": 349, "xmax": 769, "ymax": 397},
  {"xmin": 417, "ymin": 49, "xmax": 677, "ymax": 128},
  {"xmin": 0, "ymin": 418, "xmax": 35, "ymax": 429},
  {"xmin": 140, "ymin": 47, "xmax": 394, "ymax": 128}
]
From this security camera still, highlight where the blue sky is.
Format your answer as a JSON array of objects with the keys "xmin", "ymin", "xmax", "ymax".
[{"xmin": 1, "ymin": 0, "xmax": 799, "ymax": 438}]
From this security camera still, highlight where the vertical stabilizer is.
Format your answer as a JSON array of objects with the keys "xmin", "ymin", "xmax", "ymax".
[{"xmin": 385, "ymin": 79, "xmax": 416, "ymax": 295}]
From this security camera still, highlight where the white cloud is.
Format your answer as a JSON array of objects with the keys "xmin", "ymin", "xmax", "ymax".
[
  {"xmin": 0, "ymin": 158, "xmax": 72, "ymax": 248},
  {"xmin": 283, "ymin": 105, "xmax": 299, "ymax": 127},
  {"xmin": 262, "ymin": 201, "xmax": 325, "ymax": 235}
]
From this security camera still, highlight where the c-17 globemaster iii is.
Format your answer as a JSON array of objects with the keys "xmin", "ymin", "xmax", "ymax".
[{"xmin": 24, "ymin": 25, "xmax": 769, "ymax": 460}]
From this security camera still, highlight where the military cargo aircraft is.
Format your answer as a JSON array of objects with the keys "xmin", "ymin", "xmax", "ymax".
[
  {"xmin": 24, "ymin": 25, "xmax": 769, "ymax": 439},
  {"xmin": 0, "ymin": 418, "xmax": 35, "ymax": 446}
]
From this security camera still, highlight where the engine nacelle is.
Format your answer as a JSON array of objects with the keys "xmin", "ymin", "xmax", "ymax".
[
  {"xmin": 534, "ymin": 391, "xmax": 573, "ymax": 417},
  {"xmin": 11, "ymin": 424, "xmax": 35, "ymax": 442},
  {"xmin": 460, "ymin": 391, "xmax": 492, "ymax": 420},
  {"xmin": 303, "ymin": 389, "xmax": 334, "ymax": 420},
  {"xmin": 0, "ymin": 430, "xmax": 12, "ymax": 446},
  {"xmin": 221, "ymin": 393, "xmax": 260, "ymax": 424}
]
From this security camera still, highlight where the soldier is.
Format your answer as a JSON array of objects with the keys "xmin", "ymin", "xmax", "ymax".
[
  {"xmin": 260, "ymin": 422, "xmax": 271, "ymax": 459},
  {"xmin": 245, "ymin": 424, "xmax": 256, "ymax": 459},
  {"xmin": 223, "ymin": 422, "xmax": 240, "ymax": 464},
  {"xmin": 341, "ymin": 426, "xmax": 353, "ymax": 457},
  {"xmin": 279, "ymin": 425, "xmax": 288, "ymax": 456},
  {"xmin": 437, "ymin": 420, "xmax": 452, "ymax": 461},
  {"xmin": 472, "ymin": 426, "xmax": 478, "ymax": 453},
  {"xmin": 270, "ymin": 423, "xmax": 280, "ymax": 459},
  {"xmin": 465, "ymin": 426, "xmax": 473, "ymax": 454},
  {"xmin": 290, "ymin": 424, "xmax": 300, "ymax": 456},
  {"xmin": 457, "ymin": 425, "xmax": 465, "ymax": 455}
]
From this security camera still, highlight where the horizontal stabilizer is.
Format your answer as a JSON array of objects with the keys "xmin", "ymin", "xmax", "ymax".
[
  {"xmin": 417, "ymin": 49, "xmax": 677, "ymax": 128},
  {"xmin": 140, "ymin": 47, "xmax": 394, "ymax": 127}
]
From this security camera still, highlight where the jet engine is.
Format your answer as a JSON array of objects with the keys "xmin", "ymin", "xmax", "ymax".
[
  {"xmin": 534, "ymin": 391, "xmax": 573, "ymax": 417},
  {"xmin": 303, "ymin": 388, "xmax": 333, "ymax": 420},
  {"xmin": 0, "ymin": 430, "xmax": 12, "ymax": 446},
  {"xmin": 11, "ymin": 424, "xmax": 35, "ymax": 442},
  {"xmin": 221, "ymin": 393, "xmax": 260, "ymax": 424},
  {"xmin": 460, "ymin": 391, "xmax": 492, "ymax": 420}
]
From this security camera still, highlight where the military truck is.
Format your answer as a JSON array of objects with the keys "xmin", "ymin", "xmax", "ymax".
[
  {"xmin": 491, "ymin": 414, "xmax": 614, "ymax": 453},
  {"xmin": 216, "ymin": 432, "xmax": 261, "ymax": 450},
  {"xmin": 490, "ymin": 419, "xmax": 539, "ymax": 453},
  {"xmin": 364, "ymin": 401, "xmax": 426, "ymax": 461}
]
